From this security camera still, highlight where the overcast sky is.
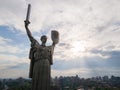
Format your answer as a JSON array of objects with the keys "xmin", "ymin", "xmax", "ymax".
[{"xmin": 0, "ymin": 0, "xmax": 120, "ymax": 78}]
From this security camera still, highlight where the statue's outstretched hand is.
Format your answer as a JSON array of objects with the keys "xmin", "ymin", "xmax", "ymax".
[{"xmin": 24, "ymin": 20, "xmax": 30, "ymax": 27}]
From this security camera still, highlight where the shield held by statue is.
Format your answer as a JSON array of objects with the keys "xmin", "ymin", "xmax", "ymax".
[{"xmin": 51, "ymin": 30, "xmax": 59, "ymax": 44}]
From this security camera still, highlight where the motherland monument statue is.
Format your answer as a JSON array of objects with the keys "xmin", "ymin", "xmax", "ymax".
[{"xmin": 24, "ymin": 4, "xmax": 59, "ymax": 90}]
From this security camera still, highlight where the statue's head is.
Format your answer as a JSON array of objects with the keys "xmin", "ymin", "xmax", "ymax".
[{"xmin": 41, "ymin": 35, "xmax": 47, "ymax": 44}]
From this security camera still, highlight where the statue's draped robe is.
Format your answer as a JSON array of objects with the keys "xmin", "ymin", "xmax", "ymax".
[{"xmin": 29, "ymin": 39, "xmax": 54, "ymax": 90}]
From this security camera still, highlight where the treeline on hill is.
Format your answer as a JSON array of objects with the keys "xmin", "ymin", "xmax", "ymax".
[{"xmin": 0, "ymin": 75, "xmax": 120, "ymax": 90}]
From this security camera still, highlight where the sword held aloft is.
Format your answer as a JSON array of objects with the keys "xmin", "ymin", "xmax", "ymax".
[{"xmin": 25, "ymin": 4, "xmax": 31, "ymax": 22}]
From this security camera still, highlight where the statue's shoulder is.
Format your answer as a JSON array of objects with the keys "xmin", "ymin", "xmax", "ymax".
[
  {"xmin": 47, "ymin": 45, "xmax": 53, "ymax": 50},
  {"xmin": 30, "ymin": 40, "xmax": 40, "ymax": 48}
]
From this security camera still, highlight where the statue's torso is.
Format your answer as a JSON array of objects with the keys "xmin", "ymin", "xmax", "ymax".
[{"xmin": 34, "ymin": 46, "xmax": 50, "ymax": 61}]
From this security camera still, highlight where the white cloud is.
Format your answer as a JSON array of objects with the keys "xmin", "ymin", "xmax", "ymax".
[
  {"xmin": 51, "ymin": 67, "xmax": 120, "ymax": 78},
  {"xmin": 0, "ymin": 54, "xmax": 29, "ymax": 63},
  {"xmin": 0, "ymin": 36, "xmax": 30, "ymax": 78},
  {"xmin": 0, "ymin": 53, "xmax": 30, "ymax": 78},
  {"xmin": 0, "ymin": 65, "xmax": 29, "ymax": 78},
  {"xmin": 0, "ymin": 45, "xmax": 27, "ymax": 54},
  {"xmin": 0, "ymin": 36, "xmax": 28, "ymax": 54},
  {"xmin": 0, "ymin": 36, "xmax": 12, "ymax": 44},
  {"xmin": 0, "ymin": 0, "xmax": 26, "ymax": 31}
]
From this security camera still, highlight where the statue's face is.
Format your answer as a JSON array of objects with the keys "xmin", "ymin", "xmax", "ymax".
[{"xmin": 41, "ymin": 36, "xmax": 47, "ymax": 44}]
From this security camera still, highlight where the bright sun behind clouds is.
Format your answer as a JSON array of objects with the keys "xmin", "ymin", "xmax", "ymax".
[{"xmin": 71, "ymin": 41, "xmax": 86, "ymax": 55}]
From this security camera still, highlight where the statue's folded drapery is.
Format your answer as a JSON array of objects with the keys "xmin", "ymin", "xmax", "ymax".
[{"xmin": 29, "ymin": 39, "xmax": 54, "ymax": 90}]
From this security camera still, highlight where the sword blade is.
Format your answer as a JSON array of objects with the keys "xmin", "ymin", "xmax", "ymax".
[{"xmin": 26, "ymin": 4, "xmax": 31, "ymax": 21}]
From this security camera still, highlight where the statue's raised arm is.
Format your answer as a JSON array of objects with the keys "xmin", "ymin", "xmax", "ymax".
[
  {"xmin": 24, "ymin": 20, "xmax": 40, "ymax": 48},
  {"xmin": 24, "ymin": 4, "xmax": 33, "ymax": 42},
  {"xmin": 24, "ymin": 4, "xmax": 39, "ymax": 46},
  {"xmin": 24, "ymin": 20, "xmax": 34, "ymax": 42}
]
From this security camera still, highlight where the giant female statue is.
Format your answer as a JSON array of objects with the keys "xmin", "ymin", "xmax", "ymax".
[{"xmin": 24, "ymin": 20, "xmax": 59, "ymax": 90}]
